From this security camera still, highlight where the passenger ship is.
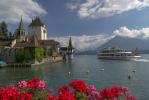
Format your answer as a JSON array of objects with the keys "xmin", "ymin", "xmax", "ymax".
[{"xmin": 98, "ymin": 47, "xmax": 141, "ymax": 60}]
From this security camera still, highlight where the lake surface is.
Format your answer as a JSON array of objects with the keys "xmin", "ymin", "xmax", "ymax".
[{"xmin": 0, "ymin": 55, "xmax": 149, "ymax": 99}]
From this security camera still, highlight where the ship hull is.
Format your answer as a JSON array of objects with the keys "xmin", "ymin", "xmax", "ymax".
[{"xmin": 98, "ymin": 56, "xmax": 141, "ymax": 60}]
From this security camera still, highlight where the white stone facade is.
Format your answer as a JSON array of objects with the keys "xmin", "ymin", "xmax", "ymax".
[{"xmin": 29, "ymin": 25, "xmax": 47, "ymax": 40}]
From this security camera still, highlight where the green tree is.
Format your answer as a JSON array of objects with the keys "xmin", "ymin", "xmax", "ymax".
[
  {"xmin": 35, "ymin": 48, "xmax": 44, "ymax": 62},
  {"xmin": 15, "ymin": 50, "xmax": 25, "ymax": 63},
  {"xmin": 43, "ymin": 48, "xmax": 49, "ymax": 58},
  {"xmin": 0, "ymin": 21, "xmax": 8, "ymax": 37},
  {"xmin": 24, "ymin": 50, "xmax": 32, "ymax": 61},
  {"xmin": 49, "ymin": 48, "xmax": 53, "ymax": 56},
  {"xmin": 15, "ymin": 49, "xmax": 33, "ymax": 63}
]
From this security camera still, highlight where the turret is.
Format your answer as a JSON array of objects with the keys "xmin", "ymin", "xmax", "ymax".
[
  {"xmin": 15, "ymin": 17, "xmax": 26, "ymax": 42},
  {"xmin": 67, "ymin": 37, "xmax": 74, "ymax": 59},
  {"xmin": 28, "ymin": 17, "xmax": 47, "ymax": 40}
]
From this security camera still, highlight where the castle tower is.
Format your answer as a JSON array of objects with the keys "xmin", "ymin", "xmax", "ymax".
[
  {"xmin": 28, "ymin": 17, "xmax": 47, "ymax": 40},
  {"xmin": 29, "ymin": 34, "xmax": 39, "ymax": 47},
  {"xmin": 67, "ymin": 37, "xmax": 74, "ymax": 59},
  {"xmin": 15, "ymin": 17, "xmax": 26, "ymax": 42}
]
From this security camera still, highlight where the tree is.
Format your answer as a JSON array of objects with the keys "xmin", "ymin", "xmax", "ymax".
[
  {"xmin": 0, "ymin": 21, "xmax": 8, "ymax": 37},
  {"xmin": 24, "ymin": 50, "xmax": 32, "ymax": 60},
  {"xmin": 49, "ymin": 48, "xmax": 53, "ymax": 56},
  {"xmin": 15, "ymin": 50, "xmax": 25, "ymax": 63},
  {"xmin": 35, "ymin": 48, "xmax": 44, "ymax": 62}
]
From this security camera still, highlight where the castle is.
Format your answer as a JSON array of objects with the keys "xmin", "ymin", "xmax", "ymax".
[
  {"xmin": 59, "ymin": 37, "xmax": 74, "ymax": 61},
  {"xmin": 0, "ymin": 17, "xmax": 60, "ymax": 64}
]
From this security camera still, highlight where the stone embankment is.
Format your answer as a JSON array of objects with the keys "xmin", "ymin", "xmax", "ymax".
[{"xmin": 31, "ymin": 56, "xmax": 63, "ymax": 66}]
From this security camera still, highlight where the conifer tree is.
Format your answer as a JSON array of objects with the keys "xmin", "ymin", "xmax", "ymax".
[{"xmin": 0, "ymin": 21, "xmax": 8, "ymax": 37}]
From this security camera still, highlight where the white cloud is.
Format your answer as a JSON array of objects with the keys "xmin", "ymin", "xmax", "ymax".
[
  {"xmin": 113, "ymin": 26, "xmax": 149, "ymax": 39},
  {"xmin": 50, "ymin": 34, "xmax": 114, "ymax": 51},
  {"xmin": 67, "ymin": 0, "xmax": 149, "ymax": 19},
  {"xmin": 50, "ymin": 26, "xmax": 149, "ymax": 51},
  {"xmin": 0, "ymin": 0, "xmax": 47, "ymax": 23}
]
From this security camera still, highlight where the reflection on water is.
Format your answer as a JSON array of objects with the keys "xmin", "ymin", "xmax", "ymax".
[{"xmin": 0, "ymin": 55, "xmax": 149, "ymax": 99}]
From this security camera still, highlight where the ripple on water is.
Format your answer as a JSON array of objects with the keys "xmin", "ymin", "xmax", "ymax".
[{"xmin": 0, "ymin": 55, "xmax": 148, "ymax": 99}]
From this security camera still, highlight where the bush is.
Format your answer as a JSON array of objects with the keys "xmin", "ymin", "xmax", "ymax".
[
  {"xmin": 35, "ymin": 48, "xmax": 44, "ymax": 62},
  {"xmin": 15, "ymin": 50, "xmax": 25, "ymax": 63},
  {"xmin": 15, "ymin": 49, "xmax": 32, "ymax": 63}
]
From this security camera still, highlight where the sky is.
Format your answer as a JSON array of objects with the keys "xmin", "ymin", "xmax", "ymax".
[{"xmin": 1, "ymin": 0, "xmax": 149, "ymax": 51}]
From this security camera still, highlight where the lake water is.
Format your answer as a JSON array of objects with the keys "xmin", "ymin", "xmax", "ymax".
[{"xmin": 0, "ymin": 55, "xmax": 149, "ymax": 99}]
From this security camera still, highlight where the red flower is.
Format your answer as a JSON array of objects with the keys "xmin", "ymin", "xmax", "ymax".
[
  {"xmin": 0, "ymin": 87, "xmax": 32, "ymax": 100},
  {"xmin": 87, "ymin": 85, "xmax": 97, "ymax": 95},
  {"xmin": 48, "ymin": 95, "xmax": 54, "ymax": 100},
  {"xmin": 122, "ymin": 86, "xmax": 129, "ymax": 94},
  {"xmin": 111, "ymin": 86, "xmax": 123, "ymax": 97},
  {"xmin": 99, "ymin": 87, "xmax": 114, "ymax": 99},
  {"xmin": 27, "ymin": 77, "xmax": 46, "ymax": 90},
  {"xmin": 0, "ymin": 78, "xmax": 137, "ymax": 100},
  {"xmin": 126, "ymin": 94, "xmax": 136, "ymax": 100},
  {"xmin": 19, "ymin": 93, "xmax": 32, "ymax": 100},
  {"xmin": 58, "ymin": 86, "xmax": 76, "ymax": 100},
  {"xmin": 69, "ymin": 80, "xmax": 87, "ymax": 94},
  {"xmin": 58, "ymin": 86, "xmax": 70, "ymax": 95},
  {"xmin": 16, "ymin": 81, "xmax": 28, "ymax": 89}
]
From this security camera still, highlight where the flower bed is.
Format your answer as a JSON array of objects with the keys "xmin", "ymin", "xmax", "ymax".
[{"xmin": 0, "ymin": 78, "xmax": 136, "ymax": 100}]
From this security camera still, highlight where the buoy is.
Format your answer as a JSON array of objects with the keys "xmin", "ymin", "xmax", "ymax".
[
  {"xmin": 68, "ymin": 72, "xmax": 71, "ymax": 76},
  {"xmin": 128, "ymin": 75, "xmax": 131, "ymax": 80},
  {"xmin": 132, "ymin": 70, "xmax": 136, "ymax": 73},
  {"xmin": 100, "ymin": 69, "xmax": 104, "ymax": 71},
  {"xmin": 86, "ymin": 70, "xmax": 90, "ymax": 74}
]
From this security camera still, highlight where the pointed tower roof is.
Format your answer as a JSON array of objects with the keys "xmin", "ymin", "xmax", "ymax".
[
  {"xmin": 68, "ymin": 37, "xmax": 74, "ymax": 49},
  {"xmin": 15, "ymin": 17, "xmax": 25, "ymax": 37},
  {"xmin": 29, "ymin": 16, "xmax": 44, "ymax": 27},
  {"xmin": 18, "ymin": 17, "xmax": 24, "ymax": 30}
]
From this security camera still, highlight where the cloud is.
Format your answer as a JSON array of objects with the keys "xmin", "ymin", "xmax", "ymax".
[
  {"xmin": 67, "ymin": 0, "xmax": 149, "ymax": 19},
  {"xmin": 113, "ymin": 26, "xmax": 149, "ymax": 39},
  {"xmin": 50, "ymin": 34, "xmax": 114, "ymax": 51},
  {"xmin": 0, "ymin": 0, "xmax": 47, "ymax": 23},
  {"xmin": 50, "ymin": 26, "xmax": 149, "ymax": 51}
]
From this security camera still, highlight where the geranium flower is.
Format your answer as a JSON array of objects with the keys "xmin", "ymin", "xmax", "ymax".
[
  {"xmin": 0, "ymin": 87, "xmax": 32, "ymax": 100},
  {"xmin": 99, "ymin": 87, "xmax": 114, "ymax": 99},
  {"xmin": 27, "ymin": 77, "xmax": 46, "ymax": 90},
  {"xmin": 111, "ymin": 86, "xmax": 123, "ymax": 97},
  {"xmin": 16, "ymin": 81, "xmax": 28, "ymax": 89},
  {"xmin": 19, "ymin": 92, "xmax": 32, "ymax": 100},
  {"xmin": 39, "ymin": 80, "xmax": 46, "ymax": 90},
  {"xmin": 87, "ymin": 85, "xmax": 97, "ymax": 95},
  {"xmin": 58, "ymin": 86, "xmax": 70, "ymax": 95},
  {"xmin": 87, "ymin": 85, "xmax": 99, "ymax": 100},
  {"xmin": 58, "ymin": 86, "xmax": 76, "ymax": 100},
  {"xmin": 69, "ymin": 80, "xmax": 87, "ymax": 94},
  {"xmin": 0, "ymin": 78, "xmax": 137, "ymax": 100}
]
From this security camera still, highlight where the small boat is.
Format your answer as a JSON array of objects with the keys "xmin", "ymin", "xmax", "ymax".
[
  {"xmin": 98, "ymin": 47, "xmax": 141, "ymax": 60},
  {"xmin": 100, "ymin": 69, "xmax": 104, "ymax": 71},
  {"xmin": 0, "ymin": 60, "xmax": 7, "ymax": 67},
  {"xmin": 132, "ymin": 70, "xmax": 136, "ymax": 73}
]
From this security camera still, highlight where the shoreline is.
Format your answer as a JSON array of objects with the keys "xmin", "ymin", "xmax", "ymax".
[
  {"xmin": 0, "ymin": 56, "xmax": 63, "ymax": 67},
  {"xmin": 31, "ymin": 56, "xmax": 63, "ymax": 66}
]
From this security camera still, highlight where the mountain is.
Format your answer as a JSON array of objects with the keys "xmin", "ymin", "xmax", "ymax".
[
  {"xmin": 97, "ymin": 36, "xmax": 149, "ymax": 53},
  {"xmin": 75, "ymin": 50, "xmax": 97, "ymax": 55},
  {"xmin": 76, "ymin": 36, "xmax": 149, "ymax": 54}
]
